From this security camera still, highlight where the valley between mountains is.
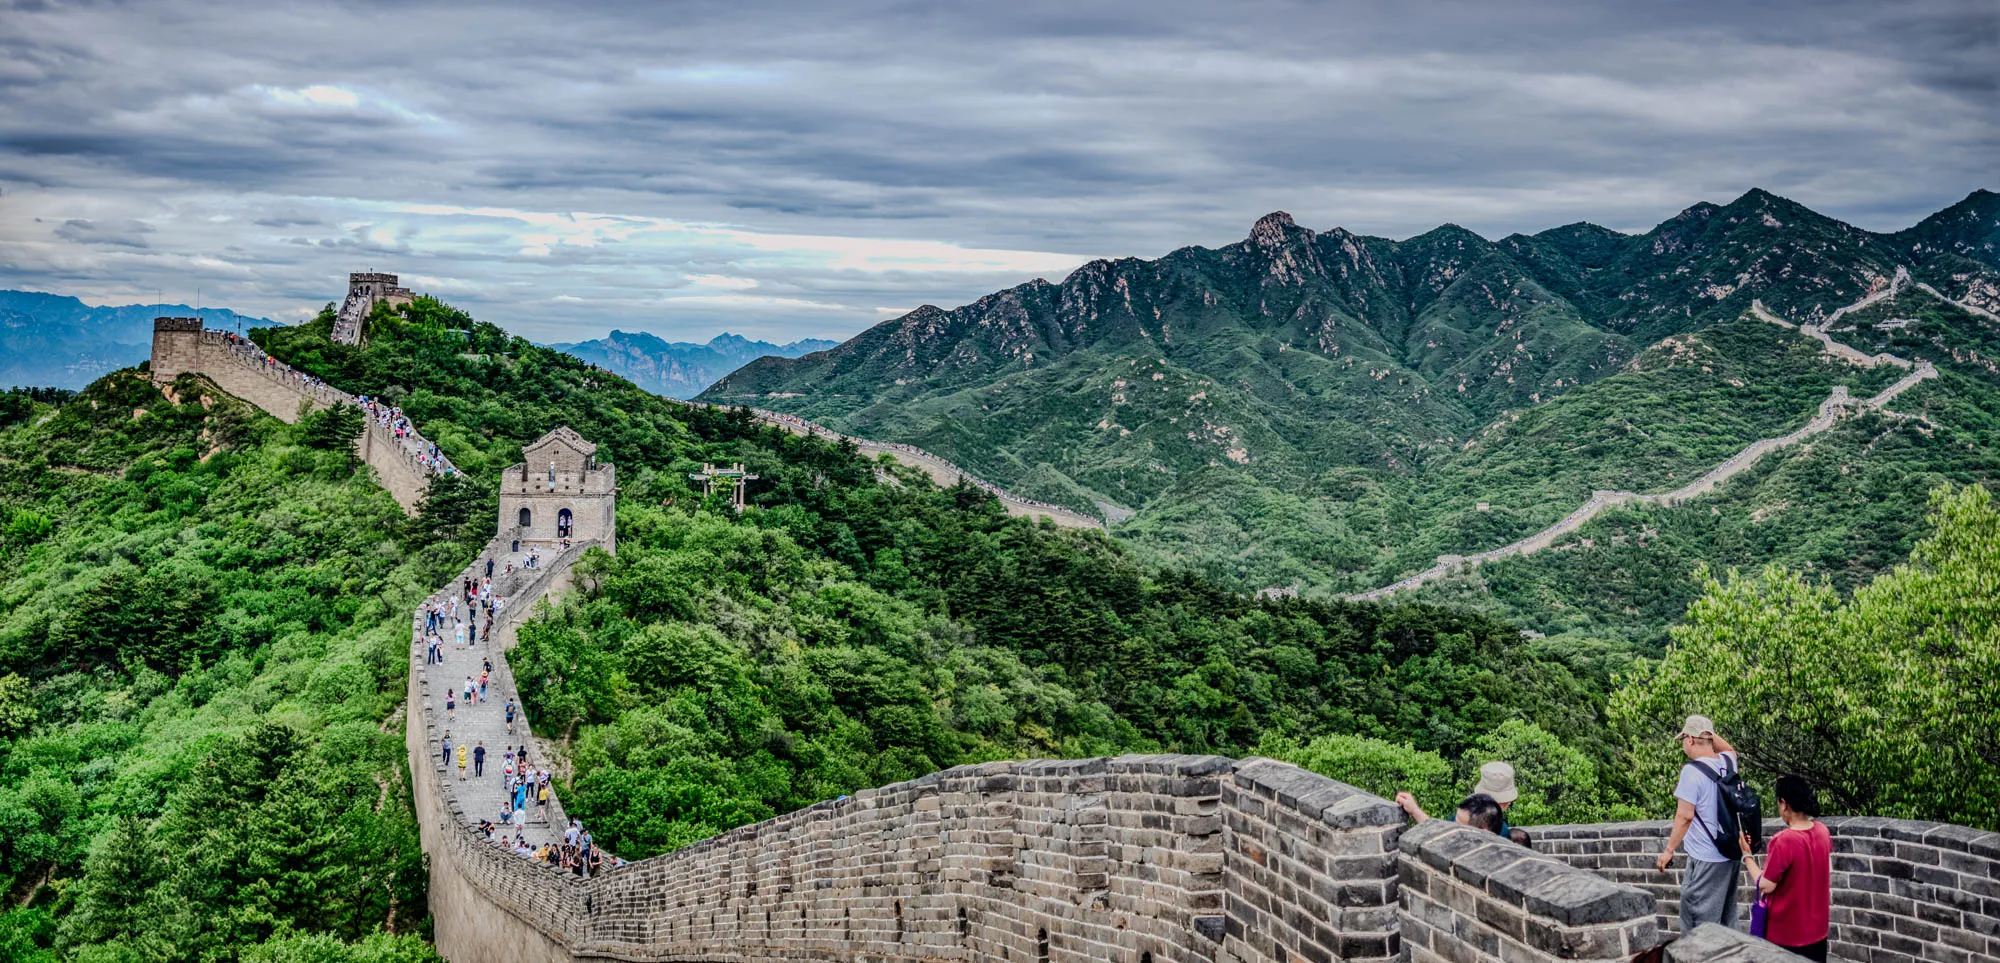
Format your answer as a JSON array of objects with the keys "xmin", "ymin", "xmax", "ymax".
[{"xmin": 703, "ymin": 188, "xmax": 2000, "ymax": 645}]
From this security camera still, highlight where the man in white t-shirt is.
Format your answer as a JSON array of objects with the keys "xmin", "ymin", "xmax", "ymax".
[{"xmin": 1654, "ymin": 714, "xmax": 1742, "ymax": 935}]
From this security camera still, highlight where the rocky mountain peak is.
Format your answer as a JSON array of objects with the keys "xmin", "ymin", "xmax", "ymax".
[{"xmin": 1250, "ymin": 211, "xmax": 1302, "ymax": 247}]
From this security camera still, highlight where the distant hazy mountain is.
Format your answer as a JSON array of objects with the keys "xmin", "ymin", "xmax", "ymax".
[
  {"xmin": 548, "ymin": 330, "xmax": 839, "ymax": 398},
  {"xmin": 0, "ymin": 290, "xmax": 277, "ymax": 389}
]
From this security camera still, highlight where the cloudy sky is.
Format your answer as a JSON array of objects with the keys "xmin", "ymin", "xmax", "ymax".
[{"xmin": 1, "ymin": 0, "xmax": 1993, "ymax": 343}]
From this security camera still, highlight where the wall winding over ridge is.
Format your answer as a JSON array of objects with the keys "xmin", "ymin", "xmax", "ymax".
[
  {"xmin": 157, "ymin": 317, "xmax": 1999, "ymax": 963},
  {"xmin": 684, "ymin": 401, "xmax": 1107, "ymax": 530},
  {"xmin": 1348, "ymin": 306, "xmax": 1939, "ymax": 602},
  {"xmin": 153, "ymin": 323, "xmax": 450, "ymax": 512}
]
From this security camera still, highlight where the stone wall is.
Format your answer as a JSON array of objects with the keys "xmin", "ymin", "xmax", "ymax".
[
  {"xmin": 149, "ymin": 317, "xmax": 204, "ymax": 384},
  {"xmin": 1532, "ymin": 819, "xmax": 2000, "ymax": 963},
  {"xmin": 1397, "ymin": 820, "xmax": 1656, "ymax": 963},
  {"xmin": 1220, "ymin": 759, "xmax": 1401, "ymax": 963},
  {"xmin": 401, "ymin": 752, "xmax": 1762, "ymax": 963},
  {"xmin": 149, "ymin": 323, "xmax": 441, "ymax": 512},
  {"xmin": 407, "ymin": 537, "xmax": 596, "ymax": 963}
]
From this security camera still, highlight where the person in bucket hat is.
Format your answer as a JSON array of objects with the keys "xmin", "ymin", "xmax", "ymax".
[{"xmin": 1395, "ymin": 760, "xmax": 1524, "ymax": 844}]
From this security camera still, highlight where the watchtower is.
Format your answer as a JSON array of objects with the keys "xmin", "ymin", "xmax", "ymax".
[
  {"xmin": 499, "ymin": 427, "xmax": 615, "ymax": 553},
  {"xmin": 150, "ymin": 317, "xmax": 205, "ymax": 384},
  {"xmin": 333, "ymin": 272, "xmax": 414, "ymax": 345}
]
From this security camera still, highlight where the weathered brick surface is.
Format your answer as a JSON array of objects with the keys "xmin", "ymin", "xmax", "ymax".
[
  {"xmin": 1396, "ymin": 820, "xmax": 1656, "ymax": 963},
  {"xmin": 1533, "ymin": 818, "xmax": 2000, "ymax": 963}
]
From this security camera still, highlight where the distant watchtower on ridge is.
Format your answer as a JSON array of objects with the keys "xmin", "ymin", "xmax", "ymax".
[
  {"xmin": 500, "ymin": 427, "xmax": 616, "ymax": 554},
  {"xmin": 148, "ymin": 317, "xmax": 206, "ymax": 384},
  {"xmin": 332, "ymin": 272, "xmax": 414, "ymax": 345}
]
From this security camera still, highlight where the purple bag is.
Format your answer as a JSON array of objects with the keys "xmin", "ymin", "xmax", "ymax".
[{"xmin": 1748, "ymin": 871, "xmax": 1770, "ymax": 937}]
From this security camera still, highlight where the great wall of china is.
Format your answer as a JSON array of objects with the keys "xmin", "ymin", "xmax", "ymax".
[
  {"xmin": 687, "ymin": 402, "xmax": 1109, "ymax": 530},
  {"xmin": 148, "ymin": 280, "xmax": 1998, "ymax": 963},
  {"xmin": 1346, "ymin": 278, "xmax": 1969, "ymax": 602}
]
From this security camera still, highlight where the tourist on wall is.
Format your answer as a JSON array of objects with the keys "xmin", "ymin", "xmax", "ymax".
[
  {"xmin": 1739, "ymin": 777, "xmax": 1832, "ymax": 961},
  {"xmin": 1393, "ymin": 760, "xmax": 1524, "ymax": 843},
  {"xmin": 1654, "ymin": 715, "xmax": 1743, "ymax": 934}
]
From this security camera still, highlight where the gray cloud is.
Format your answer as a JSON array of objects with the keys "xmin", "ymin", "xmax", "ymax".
[
  {"xmin": 0, "ymin": 0, "xmax": 1992, "ymax": 343},
  {"xmin": 51, "ymin": 217, "xmax": 153, "ymax": 248}
]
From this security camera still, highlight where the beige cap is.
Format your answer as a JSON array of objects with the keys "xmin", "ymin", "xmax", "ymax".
[
  {"xmin": 1473, "ymin": 761, "xmax": 1519, "ymax": 805},
  {"xmin": 1678, "ymin": 714, "xmax": 1716, "ymax": 739}
]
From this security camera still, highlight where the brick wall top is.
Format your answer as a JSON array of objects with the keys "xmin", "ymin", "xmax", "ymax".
[
  {"xmin": 1400, "ymin": 820, "xmax": 1652, "ymax": 928},
  {"xmin": 1232, "ymin": 755, "xmax": 1404, "ymax": 829},
  {"xmin": 1666, "ymin": 924, "xmax": 1802, "ymax": 962},
  {"xmin": 1530, "ymin": 816, "xmax": 2000, "ymax": 962},
  {"xmin": 154, "ymin": 316, "xmax": 204, "ymax": 331}
]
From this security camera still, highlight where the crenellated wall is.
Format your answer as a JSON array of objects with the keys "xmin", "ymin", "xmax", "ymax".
[
  {"xmin": 1533, "ymin": 819, "xmax": 2000, "ymax": 963},
  {"xmin": 149, "ymin": 321, "xmax": 448, "ymax": 512}
]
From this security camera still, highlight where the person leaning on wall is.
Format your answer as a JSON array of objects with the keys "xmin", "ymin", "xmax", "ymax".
[{"xmin": 1394, "ymin": 761, "xmax": 1530, "ymax": 847}]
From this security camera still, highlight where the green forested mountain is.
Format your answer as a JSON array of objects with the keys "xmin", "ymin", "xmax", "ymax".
[
  {"xmin": 700, "ymin": 189, "xmax": 2000, "ymax": 637},
  {"xmin": 0, "ymin": 299, "xmax": 1621, "ymax": 959},
  {"xmin": 3, "ymin": 284, "xmax": 1991, "ymax": 961}
]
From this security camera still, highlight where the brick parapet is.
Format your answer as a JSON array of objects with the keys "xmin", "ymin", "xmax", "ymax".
[
  {"xmin": 1531, "ymin": 818, "xmax": 2000, "ymax": 963},
  {"xmin": 1397, "ymin": 820, "xmax": 1656, "ymax": 963}
]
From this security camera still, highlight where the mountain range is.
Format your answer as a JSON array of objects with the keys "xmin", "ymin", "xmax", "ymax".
[
  {"xmin": 0, "ymin": 291, "xmax": 277, "ymax": 389},
  {"xmin": 548, "ymin": 329, "xmax": 838, "ymax": 398},
  {"xmin": 701, "ymin": 188, "xmax": 2000, "ymax": 634}
]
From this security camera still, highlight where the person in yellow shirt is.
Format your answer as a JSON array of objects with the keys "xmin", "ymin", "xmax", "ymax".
[{"xmin": 456, "ymin": 743, "xmax": 468, "ymax": 780}]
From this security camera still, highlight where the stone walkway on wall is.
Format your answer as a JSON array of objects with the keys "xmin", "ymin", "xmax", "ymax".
[{"xmin": 420, "ymin": 544, "xmax": 573, "ymax": 851}]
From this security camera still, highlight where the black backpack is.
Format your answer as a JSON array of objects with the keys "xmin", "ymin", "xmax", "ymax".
[{"xmin": 1688, "ymin": 756, "xmax": 1763, "ymax": 858}]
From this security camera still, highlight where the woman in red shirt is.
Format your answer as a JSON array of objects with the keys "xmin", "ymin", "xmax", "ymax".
[{"xmin": 1739, "ymin": 776, "xmax": 1832, "ymax": 960}]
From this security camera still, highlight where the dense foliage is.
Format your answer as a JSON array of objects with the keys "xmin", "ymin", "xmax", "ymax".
[
  {"xmin": 1609, "ymin": 484, "xmax": 1999, "ymax": 831},
  {"xmin": 4, "ymin": 283, "xmax": 1989, "ymax": 962},
  {"xmin": 0, "ymin": 371, "xmax": 439, "ymax": 961}
]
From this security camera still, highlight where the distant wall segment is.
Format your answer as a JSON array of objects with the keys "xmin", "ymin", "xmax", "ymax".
[{"xmin": 149, "ymin": 319, "xmax": 440, "ymax": 512}]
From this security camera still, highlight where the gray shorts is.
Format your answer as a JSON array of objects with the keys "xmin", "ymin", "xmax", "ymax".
[{"xmin": 1681, "ymin": 856, "xmax": 1740, "ymax": 935}]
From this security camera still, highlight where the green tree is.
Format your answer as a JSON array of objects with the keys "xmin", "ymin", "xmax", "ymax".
[
  {"xmin": 1259, "ymin": 732, "xmax": 1457, "ymax": 820},
  {"xmin": 1611, "ymin": 483, "xmax": 2000, "ymax": 829},
  {"xmin": 0, "ymin": 672, "xmax": 36, "ymax": 736},
  {"xmin": 57, "ymin": 815, "xmax": 163, "ymax": 951},
  {"xmin": 300, "ymin": 403, "xmax": 365, "ymax": 458}
]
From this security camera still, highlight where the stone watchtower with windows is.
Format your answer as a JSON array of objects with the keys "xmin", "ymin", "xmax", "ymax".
[{"xmin": 500, "ymin": 427, "xmax": 615, "ymax": 554}]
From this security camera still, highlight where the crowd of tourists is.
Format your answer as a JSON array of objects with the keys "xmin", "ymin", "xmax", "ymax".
[
  {"xmin": 427, "ymin": 549, "xmax": 625, "ymax": 878},
  {"xmin": 215, "ymin": 332, "xmax": 333, "ymax": 393},
  {"xmin": 1394, "ymin": 714, "xmax": 1833, "ymax": 960},
  {"xmin": 356, "ymin": 393, "xmax": 460, "ymax": 478},
  {"xmin": 483, "ymin": 817, "xmax": 626, "ymax": 878},
  {"xmin": 420, "ymin": 575, "xmax": 501, "ymax": 670}
]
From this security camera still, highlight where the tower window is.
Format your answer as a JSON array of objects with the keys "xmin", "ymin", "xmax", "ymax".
[{"xmin": 518, "ymin": 507, "xmax": 532, "ymax": 528}]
